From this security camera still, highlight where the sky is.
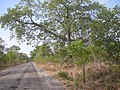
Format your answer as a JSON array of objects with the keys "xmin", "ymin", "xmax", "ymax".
[
  {"xmin": 0, "ymin": 0, "xmax": 120, "ymax": 56},
  {"xmin": 96, "ymin": 0, "xmax": 120, "ymax": 7}
]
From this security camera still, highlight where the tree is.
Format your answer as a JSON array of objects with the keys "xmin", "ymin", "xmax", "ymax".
[
  {"xmin": 67, "ymin": 40, "xmax": 91, "ymax": 82},
  {"xmin": 18, "ymin": 53, "xmax": 29, "ymax": 63},
  {"xmin": 90, "ymin": 5, "xmax": 120, "ymax": 64},
  {"xmin": 0, "ymin": 37, "xmax": 5, "ymax": 54},
  {"xmin": 34, "ymin": 43, "xmax": 53, "ymax": 61},
  {"xmin": 0, "ymin": 37, "xmax": 6, "ymax": 67},
  {"xmin": 30, "ymin": 46, "xmax": 40, "ymax": 60},
  {"xmin": 8, "ymin": 45, "xmax": 20, "ymax": 53},
  {"xmin": 6, "ymin": 45, "xmax": 21, "ymax": 65},
  {"xmin": 0, "ymin": 37, "xmax": 27, "ymax": 68},
  {"xmin": 0, "ymin": 0, "xmax": 105, "ymax": 45}
]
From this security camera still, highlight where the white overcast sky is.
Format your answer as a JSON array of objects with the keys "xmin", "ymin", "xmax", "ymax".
[{"xmin": 0, "ymin": 0, "xmax": 120, "ymax": 56}]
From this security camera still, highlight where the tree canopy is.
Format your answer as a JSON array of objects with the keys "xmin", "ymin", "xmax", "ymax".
[
  {"xmin": 0, "ymin": 0, "xmax": 105, "ymax": 45},
  {"xmin": 90, "ymin": 5, "xmax": 120, "ymax": 63}
]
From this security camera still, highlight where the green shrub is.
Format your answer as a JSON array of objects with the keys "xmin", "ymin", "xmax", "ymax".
[{"xmin": 58, "ymin": 71, "xmax": 69, "ymax": 79}]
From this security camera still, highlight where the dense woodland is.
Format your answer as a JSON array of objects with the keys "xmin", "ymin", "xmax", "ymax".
[{"xmin": 0, "ymin": 0, "xmax": 120, "ymax": 89}]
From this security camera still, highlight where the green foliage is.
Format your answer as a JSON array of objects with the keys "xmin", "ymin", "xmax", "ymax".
[
  {"xmin": 6, "ymin": 45, "xmax": 20, "ymax": 61},
  {"xmin": 88, "ymin": 45, "xmax": 108, "ymax": 62},
  {"xmin": 0, "ymin": 37, "xmax": 28, "ymax": 69},
  {"xmin": 30, "ymin": 46, "xmax": 40, "ymax": 60},
  {"xmin": 51, "ymin": 42, "xmax": 69, "ymax": 64},
  {"xmin": 18, "ymin": 53, "xmax": 29, "ymax": 63},
  {"xmin": 8, "ymin": 45, "xmax": 20, "ymax": 52},
  {"xmin": 90, "ymin": 5, "xmax": 120, "ymax": 64},
  {"xmin": 33, "ymin": 43, "xmax": 53, "ymax": 63},
  {"xmin": 0, "ymin": 0, "xmax": 105, "ymax": 45},
  {"xmin": 0, "ymin": 37, "xmax": 6, "ymax": 68},
  {"xmin": 67, "ymin": 40, "xmax": 92, "ymax": 82},
  {"xmin": 0, "ymin": 0, "xmax": 120, "ymax": 88},
  {"xmin": 67, "ymin": 40, "xmax": 91, "ymax": 65},
  {"xmin": 58, "ymin": 71, "xmax": 69, "ymax": 79}
]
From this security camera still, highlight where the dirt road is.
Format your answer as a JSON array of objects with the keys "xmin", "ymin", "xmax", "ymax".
[{"xmin": 0, "ymin": 62, "xmax": 64, "ymax": 90}]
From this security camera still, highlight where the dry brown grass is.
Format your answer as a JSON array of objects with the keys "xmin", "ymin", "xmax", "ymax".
[
  {"xmin": 35, "ymin": 62, "xmax": 120, "ymax": 90},
  {"xmin": 35, "ymin": 62, "xmax": 81, "ymax": 89}
]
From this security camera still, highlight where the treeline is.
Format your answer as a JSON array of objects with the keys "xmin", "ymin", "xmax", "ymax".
[{"xmin": 0, "ymin": 37, "xmax": 28, "ymax": 69}]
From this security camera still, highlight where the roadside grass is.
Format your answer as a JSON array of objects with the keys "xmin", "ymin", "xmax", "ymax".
[{"xmin": 35, "ymin": 62, "xmax": 120, "ymax": 90}]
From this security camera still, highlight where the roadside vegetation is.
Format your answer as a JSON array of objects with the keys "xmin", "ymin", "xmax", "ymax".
[
  {"xmin": 0, "ymin": 0, "xmax": 120, "ymax": 89},
  {"xmin": 0, "ymin": 37, "xmax": 28, "ymax": 70}
]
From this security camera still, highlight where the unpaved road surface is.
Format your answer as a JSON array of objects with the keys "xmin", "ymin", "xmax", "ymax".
[{"xmin": 0, "ymin": 62, "xmax": 64, "ymax": 90}]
